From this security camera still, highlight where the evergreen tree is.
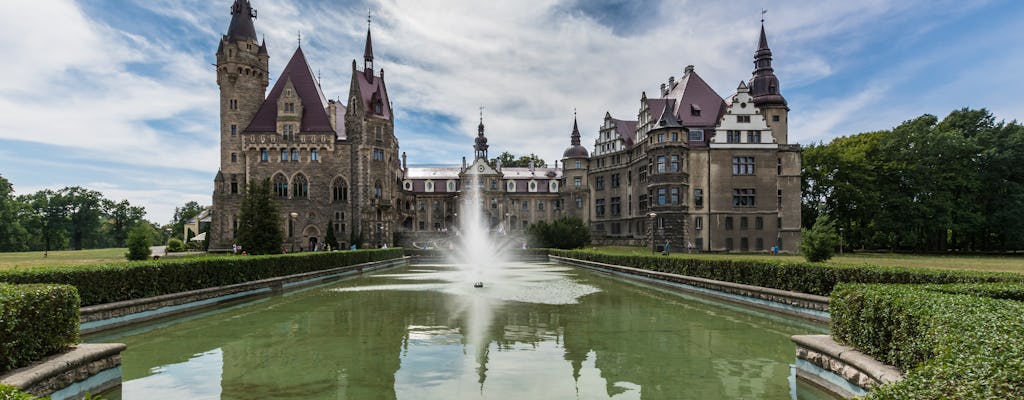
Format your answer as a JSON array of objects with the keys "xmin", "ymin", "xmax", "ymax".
[
  {"xmin": 527, "ymin": 217, "xmax": 590, "ymax": 249},
  {"xmin": 324, "ymin": 223, "xmax": 338, "ymax": 250},
  {"xmin": 236, "ymin": 178, "xmax": 284, "ymax": 255},
  {"xmin": 126, "ymin": 223, "xmax": 152, "ymax": 260},
  {"xmin": 801, "ymin": 214, "xmax": 839, "ymax": 262}
]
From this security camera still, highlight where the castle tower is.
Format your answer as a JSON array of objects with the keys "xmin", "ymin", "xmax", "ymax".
[
  {"xmin": 211, "ymin": 0, "xmax": 269, "ymax": 250},
  {"xmin": 345, "ymin": 20, "xmax": 397, "ymax": 247},
  {"xmin": 561, "ymin": 115, "xmax": 590, "ymax": 222},
  {"xmin": 748, "ymin": 23, "xmax": 788, "ymax": 144},
  {"xmin": 474, "ymin": 112, "xmax": 489, "ymax": 160}
]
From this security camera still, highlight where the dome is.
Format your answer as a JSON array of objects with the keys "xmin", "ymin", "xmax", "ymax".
[{"xmin": 562, "ymin": 145, "xmax": 589, "ymax": 159}]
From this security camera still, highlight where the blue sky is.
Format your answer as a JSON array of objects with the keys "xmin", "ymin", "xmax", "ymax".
[{"xmin": 0, "ymin": 0, "xmax": 1021, "ymax": 225}]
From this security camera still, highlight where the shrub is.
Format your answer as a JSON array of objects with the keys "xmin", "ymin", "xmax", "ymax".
[
  {"xmin": 831, "ymin": 283, "xmax": 1024, "ymax": 398},
  {"xmin": 548, "ymin": 250, "xmax": 1024, "ymax": 296},
  {"xmin": 0, "ymin": 284, "xmax": 80, "ymax": 372},
  {"xmin": 166, "ymin": 237, "xmax": 185, "ymax": 252},
  {"xmin": 801, "ymin": 214, "xmax": 839, "ymax": 262},
  {"xmin": 125, "ymin": 223, "xmax": 152, "ymax": 261},
  {"xmin": 0, "ymin": 249, "xmax": 404, "ymax": 307},
  {"xmin": 0, "ymin": 385, "xmax": 39, "ymax": 399},
  {"xmin": 527, "ymin": 217, "xmax": 590, "ymax": 249}
]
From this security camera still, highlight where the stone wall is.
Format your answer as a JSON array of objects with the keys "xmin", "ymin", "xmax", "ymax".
[{"xmin": 0, "ymin": 344, "xmax": 126, "ymax": 399}]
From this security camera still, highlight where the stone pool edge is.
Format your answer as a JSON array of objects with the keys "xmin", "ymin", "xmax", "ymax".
[
  {"xmin": 0, "ymin": 343, "xmax": 125, "ymax": 400},
  {"xmin": 549, "ymin": 255, "xmax": 831, "ymax": 323},
  {"xmin": 80, "ymin": 256, "xmax": 410, "ymax": 335},
  {"xmin": 791, "ymin": 334, "xmax": 903, "ymax": 399}
]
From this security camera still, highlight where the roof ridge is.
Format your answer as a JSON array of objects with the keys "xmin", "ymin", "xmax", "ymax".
[{"xmin": 244, "ymin": 46, "xmax": 335, "ymax": 133}]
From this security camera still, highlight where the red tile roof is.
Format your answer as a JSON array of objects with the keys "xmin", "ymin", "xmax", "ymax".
[{"xmin": 245, "ymin": 46, "xmax": 334, "ymax": 133}]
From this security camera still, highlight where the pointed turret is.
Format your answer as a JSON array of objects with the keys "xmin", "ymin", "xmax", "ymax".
[
  {"xmin": 257, "ymin": 38, "xmax": 268, "ymax": 56},
  {"xmin": 749, "ymin": 23, "xmax": 786, "ymax": 107},
  {"xmin": 562, "ymin": 114, "xmax": 589, "ymax": 159},
  {"xmin": 363, "ymin": 21, "xmax": 375, "ymax": 80},
  {"xmin": 474, "ymin": 111, "xmax": 489, "ymax": 160},
  {"xmin": 226, "ymin": 0, "xmax": 258, "ymax": 43}
]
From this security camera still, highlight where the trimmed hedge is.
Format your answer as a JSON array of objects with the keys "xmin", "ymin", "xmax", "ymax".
[
  {"xmin": 549, "ymin": 250, "xmax": 1024, "ymax": 296},
  {"xmin": 0, "ymin": 284, "xmax": 80, "ymax": 372},
  {"xmin": 831, "ymin": 283, "xmax": 1024, "ymax": 399},
  {"xmin": 0, "ymin": 249, "xmax": 404, "ymax": 307}
]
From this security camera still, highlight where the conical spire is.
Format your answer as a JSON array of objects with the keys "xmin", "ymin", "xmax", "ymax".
[
  {"xmin": 562, "ymin": 111, "xmax": 589, "ymax": 159},
  {"xmin": 226, "ymin": 0, "xmax": 258, "ymax": 42},
  {"xmin": 363, "ymin": 11, "xmax": 375, "ymax": 76},
  {"xmin": 749, "ymin": 23, "xmax": 786, "ymax": 106},
  {"xmin": 570, "ymin": 115, "xmax": 581, "ymax": 146},
  {"xmin": 474, "ymin": 108, "xmax": 488, "ymax": 160}
]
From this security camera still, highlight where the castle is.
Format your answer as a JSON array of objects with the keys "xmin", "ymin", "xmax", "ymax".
[{"xmin": 209, "ymin": 0, "xmax": 801, "ymax": 253}]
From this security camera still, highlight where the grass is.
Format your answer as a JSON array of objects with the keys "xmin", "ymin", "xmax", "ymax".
[
  {"xmin": 0, "ymin": 248, "xmax": 213, "ymax": 270},
  {"xmin": 591, "ymin": 245, "xmax": 1024, "ymax": 274}
]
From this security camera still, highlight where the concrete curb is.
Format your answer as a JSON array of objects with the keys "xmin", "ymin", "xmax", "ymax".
[{"xmin": 792, "ymin": 334, "xmax": 903, "ymax": 397}]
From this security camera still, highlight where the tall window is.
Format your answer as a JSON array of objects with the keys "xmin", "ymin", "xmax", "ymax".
[
  {"xmin": 375, "ymin": 126, "xmax": 383, "ymax": 140},
  {"xmin": 576, "ymin": 196, "xmax": 583, "ymax": 209},
  {"xmin": 740, "ymin": 217, "xmax": 748, "ymax": 230},
  {"xmin": 695, "ymin": 216, "xmax": 703, "ymax": 230},
  {"xmin": 595, "ymin": 176, "xmax": 605, "ymax": 191},
  {"xmin": 230, "ymin": 175, "xmax": 238, "ymax": 194},
  {"xmin": 574, "ymin": 176, "xmax": 582, "ymax": 188},
  {"xmin": 374, "ymin": 181, "xmax": 382, "ymax": 199},
  {"xmin": 611, "ymin": 174, "xmax": 620, "ymax": 188},
  {"xmin": 656, "ymin": 156, "xmax": 666, "ymax": 173},
  {"xmin": 732, "ymin": 157, "xmax": 755, "ymax": 175},
  {"xmin": 670, "ymin": 188, "xmax": 679, "ymax": 204},
  {"xmin": 335, "ymin": 179, "xmax": 352, "ymax": 203},
  {"xmin": 670, "ymin": 155, "xmax": 680, "ymax": 172},
  {"xmin": 747, "ymin": 131, "xmax": 761, "ymax": 143},
  {"xmin": 311, "ymin": 149, "xmax": 319, "ymax": 161},
  {"xmin": 281, "ymin": 149, "xmax": 288, "ymax": 162},
  {"xmin": 291, "ymin": 148, "xmax": 299, "ymax": 161},
  {"xmin": 657, "ymin": 188, "xmax": 667, "ymax": 205},
  {"xmin": 756, "ymin": 216, "xmax": 764, "ymax": 230},
  {"xmin": 733, "ymin": 188, "xmax": 756, "ymax": 207},
  {"xmin": 260, "ymin": 149, "xmax": 268, "ymax": 162},
  {"xmin": 610, "ymin": 197, "xmax": 621, "ymax": 216},
  {"xmin": 575, "ymin": 160, "xmax": 582, "ymax": 169},
  {"xmin": 595, "ymin": 199, "xmax": 605, "ymax": 217},
  {"xmin": 230, "ymin": 124, "xmax": 237, "ymax": 136},
  {"xmin": 778, "ymin": 189, "xmax": 784, "ymax": 208},
  {"xmin": 231, "ymin": 153, "xmax": 237, "ymax": 163},
  {"xmin": 373, "ymin": 148, "xmax": 385, "ymax": 161},
  {"xmin": 694, "ymin": 189, "xmax": 703, "ymax": 209},
  {"xmin": 538, "ymin": 201, "xmax": 545, "ymax": 211},
  {"xmin": 292, "ymin": 174, "xmax": 308, "ymax": 198},
  {"xmin": 727, "ymin": 130, "xmax": 741, "ymax": 143},
  {"xmin": 725, "ymin": 216, "xmax": 733, "ymax": 230},
  {"xmin": 273, "ymin": 174, "xmax": 288, "ymax": 198}
]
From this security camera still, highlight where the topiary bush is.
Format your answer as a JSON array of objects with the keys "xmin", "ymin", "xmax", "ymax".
[
  {"xmin": 0, "ymin": 249, "xmax": 404, "ymax": 306},
  {"xmin": 831, "ymin": 283, "xmax": 1024, "ymax": 398},
  {"xmin": 166, "ymin": 237, "xmax": 185, "ymax": 252},
  {"xmin": 125, "ymin": 223, "xmax": 152, "ymax": 261},
  {"xmin": 801, "ymin": 214, "xmax": 839, "ymax": 262},
  {"xmin": 0, "ymin": 284, "xmax": 80, "ymax": 372}
]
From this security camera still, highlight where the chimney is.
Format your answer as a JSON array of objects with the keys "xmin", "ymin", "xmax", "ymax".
[
  {"xmin": 685, "ymin": 65, "xmax": 694, "ymax": 74},
  {"xmin": 401, "ymin": 151, "xmax": 407, "ymax": 172},
  {"xmin": 462, "ymin": 156, "xmax": 467, "ymax": 170},
  {"xmin": 327, "ymin": 99, "xmax": 337, "ymax": 131},
  {"xmin": 668, "ymin": 76, "xmax": 675, "ymax": 89},
  {"xmin": 660, "ymin": 83, "xmax": 667, "ymax": 96}
]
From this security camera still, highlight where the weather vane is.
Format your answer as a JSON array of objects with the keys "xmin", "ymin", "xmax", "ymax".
[
  {"xmin": 479, "ymin": 105, "xmax": 484, "ymax": 122},
  {"xmin": 761, "ymin": 9, "xmax": 767, "ymax": 24},
  {"xmin": 297, "ymin": 30, "xmax": 302, "ymax": 47},
  {"xmin": 368, "ymin": 9, "xmax": 372, "ymax": 29}
]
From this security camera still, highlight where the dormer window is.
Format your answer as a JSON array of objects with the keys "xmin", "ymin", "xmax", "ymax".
[
  {"xmin": 690, "ymin": 104, "xmax": 701, "ymax": 116},
  {"xmin": 737, "ymin": 115, "xmax": 751, "ymax": 123},
  {"xmin": 284, "ymin": 103, "xmax": 295, "ymax": 113},
  {"xmin": 373, "ymin": 102, "xmax": 383, "ymax": 115}
]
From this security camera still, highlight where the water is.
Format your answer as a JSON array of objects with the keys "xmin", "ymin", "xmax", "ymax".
[{"xmin": 87, "ymin": 262, "xmax": 834, "ymax": 399}]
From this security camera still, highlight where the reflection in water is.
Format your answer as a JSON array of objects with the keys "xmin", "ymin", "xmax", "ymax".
[{"xmin": 90, "ymin": 263, "xmax": 832, "ymax": 399}]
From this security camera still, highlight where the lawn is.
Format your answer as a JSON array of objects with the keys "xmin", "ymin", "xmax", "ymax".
[
  {"xmin": 592, "ymin": 246, "xmax": 1024, "ymax": 274},
  {"xmin": 0, "ymin": 248, "xmax": 132, "ymax": 270}
]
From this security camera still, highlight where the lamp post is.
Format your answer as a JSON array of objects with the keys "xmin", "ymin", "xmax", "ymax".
[
  {"xmin": 289, "ymin": 212, "xmax": 298, "ymax": 253},
  {"xmin": 648, "ymin": 212, "xmax": 657, "ymax": 255},
  {"xmin": 504, "ymin": 212, "xmax": 510, "ymax": 234}
]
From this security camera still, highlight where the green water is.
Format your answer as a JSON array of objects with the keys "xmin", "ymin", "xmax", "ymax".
[{"xmin": 87, "ymin": 262, "xmax": 833, "ymax": 399}]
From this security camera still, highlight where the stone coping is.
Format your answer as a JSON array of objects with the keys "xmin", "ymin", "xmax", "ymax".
[
  {"xmin": 792, "ymin": 334, "xmax": 903, "ymax": 387},
  {"xmin": 550, "ymin": 255, "xmax": 830, "ymax": 322},
  {"xmin": 80, "ymin": 257, "xmax": 409, "ymax": 334},
  {"xmin": 0, "ymin": 343, "xmax": 125, "ymax": 392}
]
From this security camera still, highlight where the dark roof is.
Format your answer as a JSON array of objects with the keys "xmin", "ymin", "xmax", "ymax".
[
  {"xmin": 226, "ymin": 0, "xmax": 258, "ymax": 42},
  {"xmin": 257, "ymin": 39, "xmax": 268, "ymax": 56},
  {"xmin": 655, "ymin": 99, "xmax": 682, "ymax": 128},
  {"xmin": 614, "ymin": 118, "xmax": 638, "ymax": 147},
  {"xmin": 353, "ymin": 65, "xmax": 392, "ymax": 119},
  {"xmin": 749, "ymin": 24, "xmax": 787, "ymax": 107},
  {"xmin": 563, "ymin": 117, "xmax": 589, "ymax": 158},
  {"xmin": 364, "ymin": 28, "xmax": 374, "ymax": 61},
  {"xmin": 663, "ymin": 68, "xmax": 726, "ymax": 126},
  {"xmin": 245, "ymin": 47, "xmax": 334, "ymax": 133}
]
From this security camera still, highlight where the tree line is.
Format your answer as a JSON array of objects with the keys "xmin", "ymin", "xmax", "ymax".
[
  {"xmin": 802, "ymin": 108, "xmax": 1024, "ymax": 252},
  {"xmin": 0, "ymin": 174, "xmax": 206, "ymax": 252}
]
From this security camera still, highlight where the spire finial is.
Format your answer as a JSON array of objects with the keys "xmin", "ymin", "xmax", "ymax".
[
  {"xmin": 479, "ymin": 105, "xmax": 484, "ymax": 124},
  {"xmin": 368, "ymin": 9, "xmax": 372, "ymax": 30},
  {"xmin": 297, "ymin": 30, "xmax": 302, "ymax": 47},
  {"xmin": 761, "ymin": 9, "xmax": 767, "ymax": 24}
]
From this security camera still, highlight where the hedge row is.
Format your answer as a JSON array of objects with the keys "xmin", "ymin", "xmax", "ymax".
[
  {"xmin": 548, "ymin": 250, "xmax": 1024, "ymax": 296},
  {"xmin": 0, "ymin": 249, "xmax": 404, "ymax": 307},
  {"xmin": 831, "ymin": 283, "xmax": 1024, "ymax": 399},
  {"xmin": 0, "ymin": 284, "xmax": 80, "ymax": 372}
]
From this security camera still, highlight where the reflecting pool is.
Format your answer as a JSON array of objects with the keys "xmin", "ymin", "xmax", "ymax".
[{"xmin": 87, "ymin": 262, "xmax": 833, "ymax": 399}]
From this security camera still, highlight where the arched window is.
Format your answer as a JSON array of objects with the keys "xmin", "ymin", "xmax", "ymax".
[
  {"xmin": 332, "ymin": 178, "xmax": 348, "ymax": 202},
  {"xmin": 293, "ymin": 174, "xmax": 308, "ymax": 198},
  {"xmin": 374, "ymin": 181, "xmax": 383, "ymax": 199},
  {"xmin": 273, "ymin": 174, "xmax": 288, "ymax": 198}
]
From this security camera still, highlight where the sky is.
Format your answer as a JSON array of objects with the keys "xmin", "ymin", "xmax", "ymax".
[{"xmin": 0, "ymin": 0, "xmax": 1021, "ymax": 225}]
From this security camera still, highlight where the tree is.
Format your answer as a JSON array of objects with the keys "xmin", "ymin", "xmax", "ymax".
[
  {"xmin": 324, "ymin": 223, "xmax": 339, "ymax": 250},
  {"xmin": 235, "ymin": 178, "xmax": 283, "ymax": 255},
  {"xmin": 21, "ymin": 190, "xmax": 67, "ymax": 253},
  {"xmin": 489, "ymin": 151, "xmax": 547, "ymax": 168},
  {"xmin": 170, "ymin": 201, "xmax": 206, "ymax": 240},
  {"xmin": 57, "ymin": 187, "xmax": 105, "ymax": 250},
  {"xmin": 125, "ymin": 223, "xmax": 152, "ymax": 260},
  {"xmin": 527, "ymin": 217, "xmax": 590, "ymax": 249},
  {"xmin": 801, "ymin": 215, "xmax": 839, "ymax": 262},
  {"xmin": 103, "ymin": 199, "xmax": 147, "ymax": 247},
  {"xmin": 0, "ymin": 175, "xmax": 30, "ymax": 252}
]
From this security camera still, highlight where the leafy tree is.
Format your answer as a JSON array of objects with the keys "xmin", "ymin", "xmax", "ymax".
[
  {"xmin": 324, "ymin": 223, "xmax": 339, "ymax": 250},
  {"xmin": 801, "ymin": 214, "xmax": 839, "ymax": 262},
  {"xmin": 170, "ymin": 201, "xmax": 206, "ymax": 240},
  {"xmin": 102, "ymin": 199, "xmax": 147, "ymax": 247},
  {"xmin": 0, "ymin": 175, "xmax": 30, "ymax": 252},
  {"xmin": 166, "ymin": 237, "xmax": 185, "ymax": 252},
  {"xmin": 527, "ymin": 217, "xmax": 590, "ymax": 249},
  {"xmin": 235, "ymin": 178, "xmax": 283, "ymax": 255},
  {"xmin": 21, "ymin": 190, "xmax": 68, "ymax": 253},
  {"xmin": 57, "ymin": 187, "xmax": 105, "ymax": 250},
  {"xmin": 489, "ymin": 151, "xmax": 547, "ymax": 168},
  {"xmin": 125, "ymin": 223, "xmax": 152, "ymax": 260}
]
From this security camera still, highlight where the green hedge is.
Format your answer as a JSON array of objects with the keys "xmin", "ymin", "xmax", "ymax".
[
  {"xmin": 0, "ymin": 384, "xmax": 41, "ymax": 399},
  {"xmin": 0, "ymin": 249, "xmax": 404, "ymax": 307},
  {"xmin": 0, "ymin": 284, "xmax": 80, "ymax": 372},
  {"xmin": 549, "ymin": 250, "xmax": 1024, "ymax": 296},
  {"xmin": 831, "ymin": 283, "xmax": 1024, "ymax": 399}
]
